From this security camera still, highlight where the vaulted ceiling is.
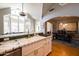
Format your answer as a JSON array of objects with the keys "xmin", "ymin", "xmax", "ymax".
[
  {"xmin": 0, "ymin": 3, "xmax": 68, "ymax": 20},
  {"xmin": 42, "ymin": 3, "xmax": 60, "ymax": 17}
]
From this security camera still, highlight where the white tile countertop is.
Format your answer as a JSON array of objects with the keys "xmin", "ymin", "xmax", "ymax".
[{"xmin": 0, "ymin": 35, "xmax": 50, "ymax": 55}]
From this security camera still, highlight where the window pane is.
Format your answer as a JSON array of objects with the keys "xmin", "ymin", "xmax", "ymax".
[
  {"xmin": 4, "ymin": 15, "xmax": 10, "ymax": 34},
  {"xmin": 11, "ymin": 15, "xmax": 18, "ymax": 33},
  {"xmin": 25, "ymin": 20, "xmax": 30, "ymax": 33},
  {"xmin": 4, "ymin": 14, "xmax": 36, "ymax": 34},
  {"xmin": 19, "ymin": 16, "xmax": 25, "ymax": 32},
  {"xmin": 25, "ymin": 18, "xmax": 35, "ymax": 34}
]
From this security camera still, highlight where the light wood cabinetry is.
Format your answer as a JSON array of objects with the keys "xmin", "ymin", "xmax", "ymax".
[
  {"xmin": 22, "ymin": 44, "xmax": 34, "ymax": 56},
  {"xmin": 22, "ymin": 37, "xmax": 52, "ymax": 56},
  {"xmin": 43, "ymin": 37, "xmax": 52, "ymax": 56}
]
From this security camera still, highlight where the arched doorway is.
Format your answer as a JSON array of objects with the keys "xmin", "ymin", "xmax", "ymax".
[
  {"xmin": 45, "ymin": 16, "xmax": 79, "ymax": 39},
  {"xmin": 45, "ymin": 16, "xmax": 79, "ymax": 38}
]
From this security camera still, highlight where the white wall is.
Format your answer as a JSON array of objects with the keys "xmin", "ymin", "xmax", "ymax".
[
  {"xmin": 42, "ymin": 3, "xmax": 79, "ymax": 23},
  {"xmin": 24, "ymin": 3, "xmax": 43, "ymax": 20},
  {"xmin": 0, "ymin": 8, "xmax": 11, "ymax": 34}
]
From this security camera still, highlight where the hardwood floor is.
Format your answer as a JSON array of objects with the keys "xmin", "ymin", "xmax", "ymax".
[{"xmin": 48, "ymin": 40, "xmax": 79, "ymax": 56}]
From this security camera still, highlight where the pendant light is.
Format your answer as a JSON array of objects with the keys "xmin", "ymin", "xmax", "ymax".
[{"xmin": 20, "ymin": 3, "xmax": 26, "ymax": 16}]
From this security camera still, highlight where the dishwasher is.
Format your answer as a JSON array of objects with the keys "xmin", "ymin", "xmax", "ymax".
[{"xmin": 4, "ymin": 48, "xmax": 22, "ymax": 56}]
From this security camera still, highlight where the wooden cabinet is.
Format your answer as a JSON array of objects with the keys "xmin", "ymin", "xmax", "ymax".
[
  {"xmin": 43, "ymin": 38, "xmax": 52, "ymax": 56},
  {"xmin": 25, "ymin": 51, "xmax": 35, "ymax": 56},
  {"xmin": 0, "ymin": 36, "xmax": 51, "ymax": 56},
  {"xmin": 35, "ymin": 46, "xmax": 44, "ymax": 56},
  {"xmin": 22, "ymin": 36, "xmax": 52, "ymax": 56},
  {"xmin": 22, "ymin": 44, "xmax": 34, "ymax": 56}
]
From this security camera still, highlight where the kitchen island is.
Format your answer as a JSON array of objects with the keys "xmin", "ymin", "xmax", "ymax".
[{"xmin": 0, "ymin": 35, "xmax": 52, "ymax": 56}]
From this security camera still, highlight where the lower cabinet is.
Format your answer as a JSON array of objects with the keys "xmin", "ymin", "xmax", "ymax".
[
  {"xmin": 22, "ymin": 37, "xmax": 52, "ymax": 56},
  {"xmin": 22, "ymin": 44, "xmax": 34, "ymax": 56},
  {"xmin": 2, "ymin": 36, "xmax": 51, "ymax": 56},
  {"xmin": 25, "ymin": 51, "xmax": 35, "ymax": 56},
  {"xmin": 34, "ymin": 46, "xmax": 44, "ymax": 56}
]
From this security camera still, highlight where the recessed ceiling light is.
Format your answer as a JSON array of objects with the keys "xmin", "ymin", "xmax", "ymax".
[{"xmin": 59, "ymin": 3, "xmax": 67, "ymax": 6}]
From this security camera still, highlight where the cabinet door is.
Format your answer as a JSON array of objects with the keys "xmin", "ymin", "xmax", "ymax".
[
  {"xmin": 25, "ymin": 51, "xmax": 35, "ymax": 56},
  {"xmin": 47, "ymin": 38, "xmax": 52, "ymax": 52},
  {"xmin": 43, "ymin": 38, "xmax": 52, "ymax": 56},
  {"xmin": 24, "ymin": 47, "xmax": 44, "ymax": 56},
  {"xmin": 22, "ymin": 44, "xmax": 34, "ymax": 56},
  {"xmin": 43, "ymin": 42, "xmax": 49, "ymax": 56},
  {"xmin": 35, "ymin": 47, "xmax": 44, "ymax": 56},
  {"xmin": 33, "ymin": 40, "xmax": 45, "ymax": 50}
]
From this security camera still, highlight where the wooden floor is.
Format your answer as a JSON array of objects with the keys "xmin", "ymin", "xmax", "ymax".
[{"xmin": 48, "ymin": 40, "xmax": 79, "ymax": 56}]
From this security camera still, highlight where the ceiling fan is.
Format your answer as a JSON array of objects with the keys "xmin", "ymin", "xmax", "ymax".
[{"xmin": 20, "ymin": 3, "xmax": 26, "ymax": 16}]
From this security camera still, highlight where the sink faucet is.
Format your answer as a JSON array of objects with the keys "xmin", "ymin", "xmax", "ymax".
[{"xmin": 28, "ymin": 29, "xmax": 30, "ymax": 38}]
